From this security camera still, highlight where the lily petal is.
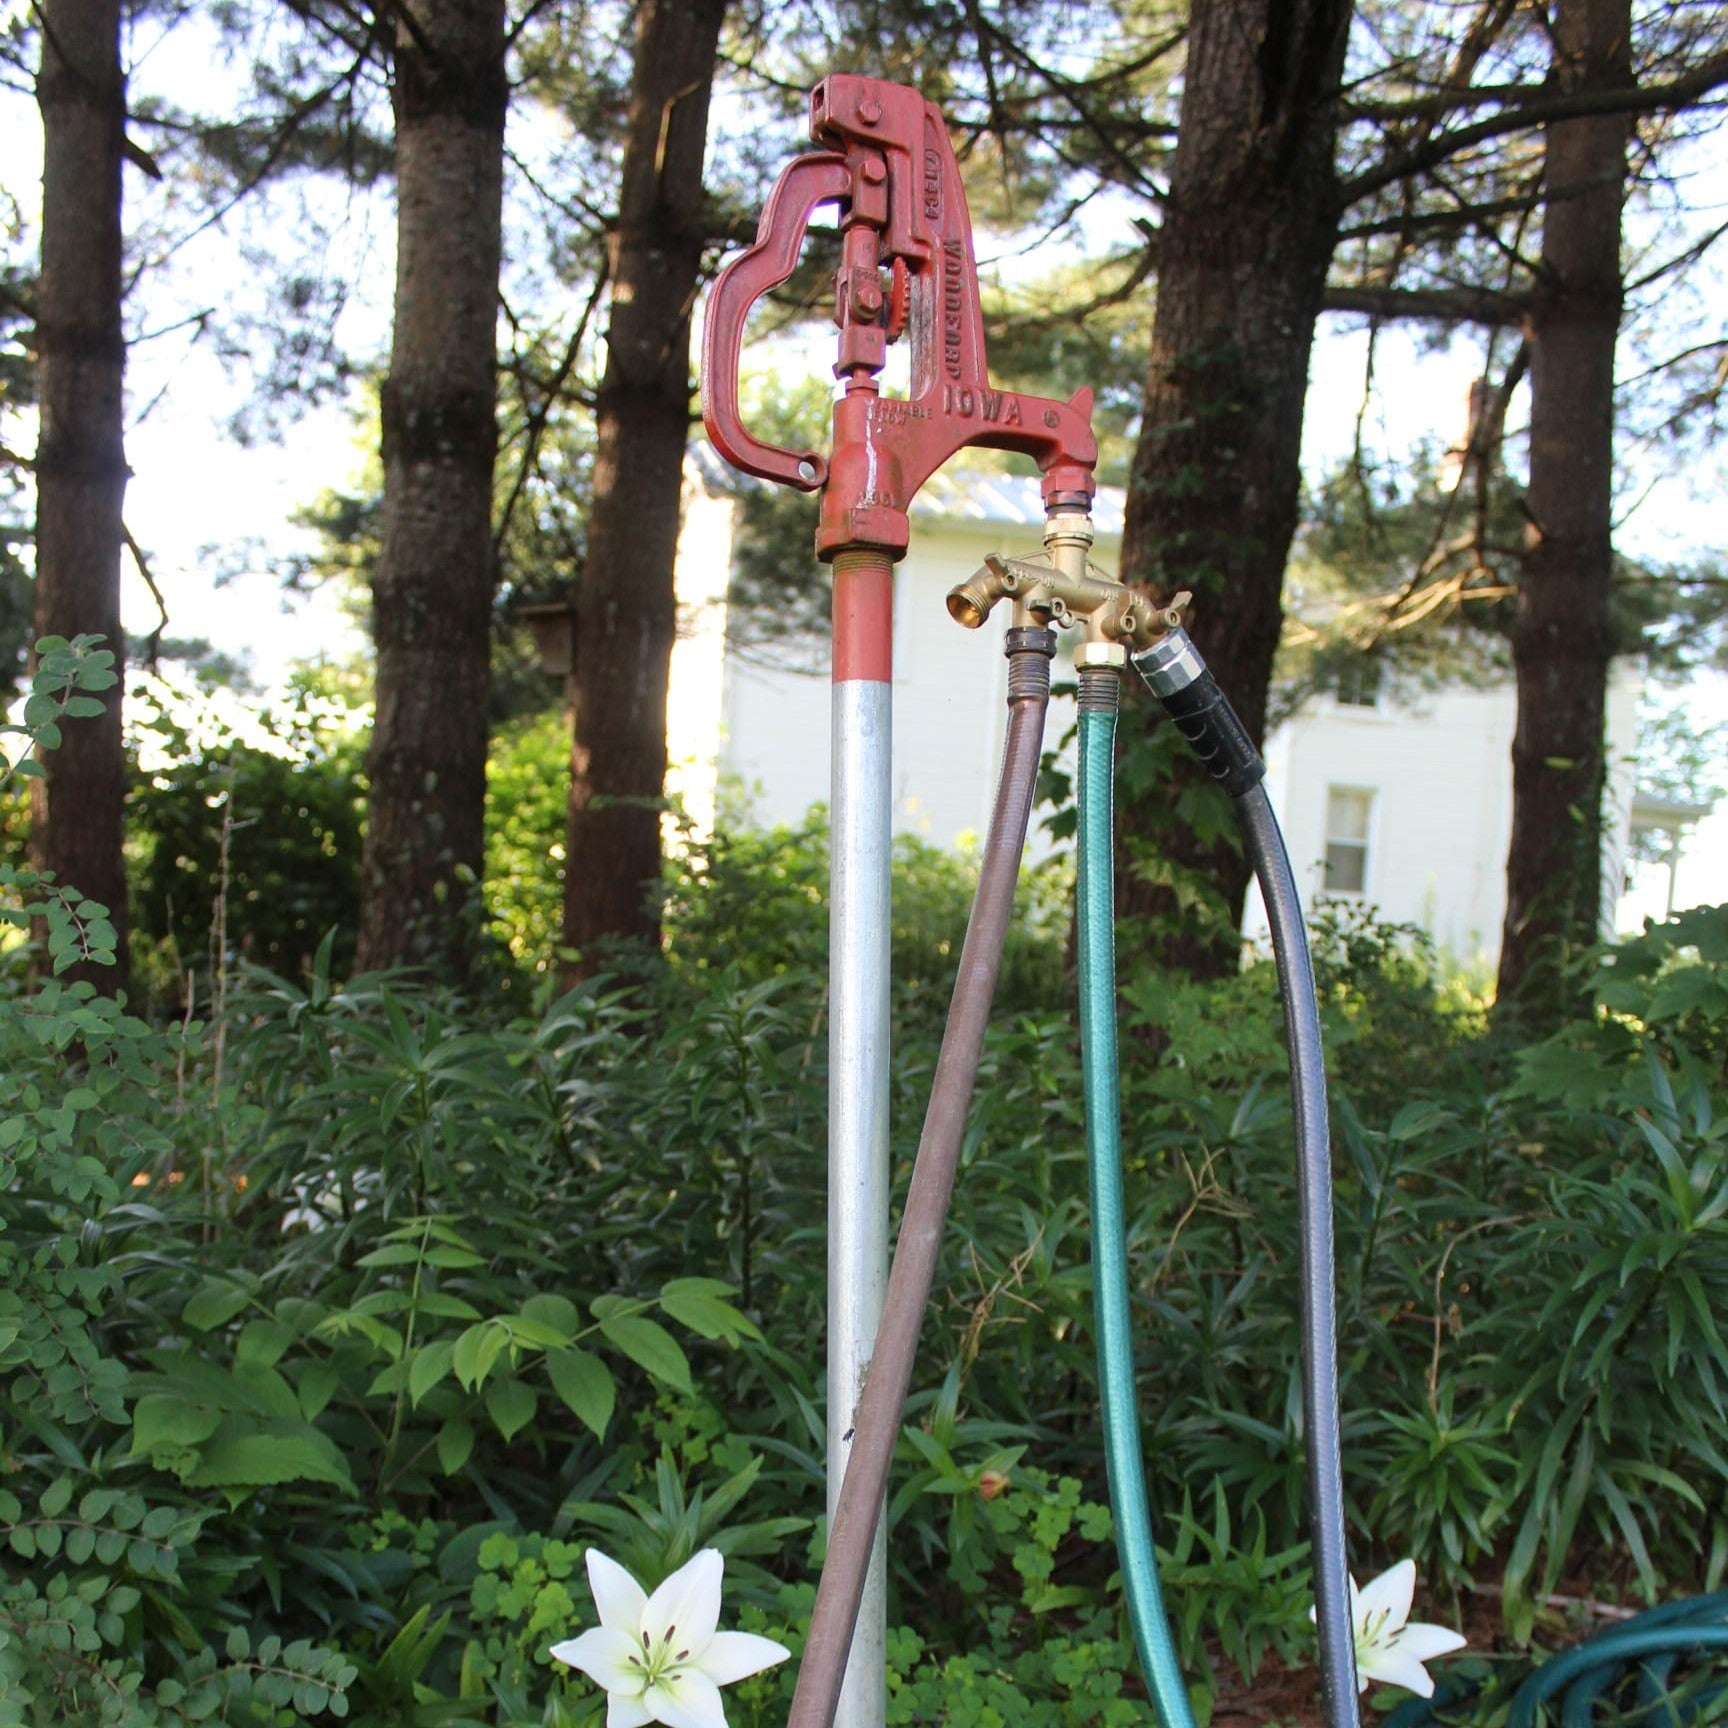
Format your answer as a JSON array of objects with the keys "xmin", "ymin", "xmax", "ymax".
[
  {"xmin": 650, "ymin": 1667, "xmax": 730, "ymax": 1728},
  {"xmin": 1359, "ymin": 1647, "xmax": 1441, "ymax": 1698},
  {"xmin": 588, "ymin": 1549, "xmax": 651, "ymax": 1634},
  {"xmin": 1355, "ymin": 1559, "xmax": 1416, "ymax": 1631},
  {"xmin": 1392, "ymin": 1622, "xmax": 1469, "ymax": 1664},
  {"xmin": 607, "ymin": 1694, "xmax": 657, "ymax": 1728},
  {"xmin": 700, "ymin": 1630, "xmax": 793, "ymax": 1686},
  {"xmin": 550, "ymin": 1627, "xmax": 647, "ymax": 1694},
  {"xmin": 644, "ymin": 1549, "xmax": 724, "ymax": 1658}
]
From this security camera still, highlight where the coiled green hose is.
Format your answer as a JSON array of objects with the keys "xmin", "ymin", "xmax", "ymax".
[
  {"xmin": 1384, "ymin": 1595, "xmax": 1728, "ymax": 1728},
  {"xmin": 1077, "ymin": 681, "xmax": 1199, "ymax": 1728}
]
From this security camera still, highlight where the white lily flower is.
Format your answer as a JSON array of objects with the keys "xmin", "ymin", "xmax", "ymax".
[
  {"xmin": 550, "ymin": 1547, "xmax": 790, "ymax": 1728},
  {"xmin": 1314, "ymin": 1558, "xmax": 1467, "ymax": 1699}
]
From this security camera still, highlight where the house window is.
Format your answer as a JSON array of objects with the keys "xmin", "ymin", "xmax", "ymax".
[
  {"xmin": 1336, "ymin": 660, "xmax": 1382, "ymax": 709},
  {"xmin": 1323, "ymin": 787, "xmax": 1374, "ymax": 894}
]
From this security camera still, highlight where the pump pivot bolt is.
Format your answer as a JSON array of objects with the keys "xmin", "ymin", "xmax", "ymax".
[{"xmin": 859, "ymin": 97, "xmax": 882, "ymax": 124}]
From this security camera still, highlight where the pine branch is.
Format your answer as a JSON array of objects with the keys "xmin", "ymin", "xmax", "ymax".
[
  {"xmin": 1342, "ymin": 48, "xmax": 1728, "ymax": 206},
  {"xmin": 1344, "ymin": 80, "xmax": 1545, "ymax": 124},
  {"xmin": 1339, "ymin": 191, "xmax": 1540, "ymax": 242},
  {"xmin": 493, "ymin": 262, "xmax": 609, "ymax": 559},
  {"xmin": 1324, "ymin": 283, "xmax": 1529, "ymax": 325}
]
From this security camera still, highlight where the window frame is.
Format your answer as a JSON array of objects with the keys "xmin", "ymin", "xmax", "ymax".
[{"xmin": 1321, "ymin": 783, "xmax": 1376, "ymax": 897}]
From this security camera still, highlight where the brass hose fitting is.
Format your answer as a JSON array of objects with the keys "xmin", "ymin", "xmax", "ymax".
[{"xmin": 947, "ymin": 506, "xmax": 1188, "ymax": 653}]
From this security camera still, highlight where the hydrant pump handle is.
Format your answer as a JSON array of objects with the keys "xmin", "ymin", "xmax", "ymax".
[
  {"xmin": 700, "ymin": 150, "xmax": 852, "ymax": 493},
  {"xmin": 701, "ymin": 73, "xmax": 1099, "ymax": 561}
]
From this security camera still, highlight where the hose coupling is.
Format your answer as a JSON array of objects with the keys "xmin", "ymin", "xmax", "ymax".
[
  {"xmin": 1129, "ymin": 626, "xmax": 1265, "ymax": 798},
  {"xmin": 1004, "ymin": 624, "xmax": 1057, "ymax": 703},
  {"xmin": 1132, "ymin": 630, "xmax": 1206, "ymax": 700},
  {"xmin": 1077, "ymin": 664, "xmax": 1120, "ymax": 716}
]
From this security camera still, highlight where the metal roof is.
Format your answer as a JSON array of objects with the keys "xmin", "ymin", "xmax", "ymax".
[
  {"xmin": 911, "ymin": 468, "xmax": 1126, "ymax": 536},
  {"xmin": 691, "ymin": 441, "xmax": 1126, "ymax": 537}
]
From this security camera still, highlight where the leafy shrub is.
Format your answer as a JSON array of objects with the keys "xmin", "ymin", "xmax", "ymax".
[
  {"xmin": 125, "ymin": 674, "xmax": 367, "ymax": 1006},
  {"xmin": 485, "ymin": 712, "xmax": 569, "ymax": 976},
  {"xmin": 12, "ymin": 645, "xmax": 1728, "ymax": 1720}
]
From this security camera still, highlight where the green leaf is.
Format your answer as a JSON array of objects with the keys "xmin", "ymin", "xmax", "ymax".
[
  {"xmin": 130, "ymin": 1395, "xmax": 222, "ymax": 1456},
  {"xmin": 485, "ymin": 1378, "xmax": 538, "ymax": 1442},
  {"xmin": 409, "ymin": 1339, "xmax": 457, "ymax": 1406},
  {"xmin": 181, "ymin": 1277, "xmax": 255, "ymax": 1332},
  {"xmin": 185, "ymin": 1424, "xmax": 355, "ymax": 1493},
  {"xmin": 236, "ymin": 1321, "xmax": 295, "ymax": 1369},
  {"xmin": 546, "ymin": 1347, "xmax": 615, "ymax": 1439},
  {"xmin": 596, "ymin": 1311, "xmax": 692, "ymax": 1393},
  {"xmin": 453, "ymin": 1321, "xmax": 511, "ymax": 1391},
  {"xmin": 297, "ymin": 1363, "xmax": 341, "ymax": 1421},
  {"xmin": 412, "ymin": 1292, "xmax": 482, "ymax": 1321},
  {"xmin": 437, "ymin": 1417, "xmax": 475, "ymax": 1476},
  {"xmin": 356, "ymin": 1243, "xmax": 424, "ymax": 1268},
  {"xmin": 658, "ymin": 1285, "xmax": 761, "ymax": 1345},
  {"xmin": 424, "ymin": 1245, "xmax": 486, "ymax": 1268},
  {"xmin": 520, "ymin": 1293, "xmax": 579, "ymax": 1336},
  {"xmin": 502, "ymin": 1314, "xmax": 573, "ymax": 1350}
]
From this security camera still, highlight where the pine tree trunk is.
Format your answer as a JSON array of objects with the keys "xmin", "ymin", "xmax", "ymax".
[
  {"xmin": 32, "ymin": 0, "xmax": 130, "ymax": 997},
  {"xmin": 1114, "ymin": 0, "xmax": 1353, "ymax": 981},
  {"xmin": 562, "ymin": 0, "xmax": 726, "ymax": 982},
  {"xmin": 356, "ymin": 0, "xmax": 507, "ymax": 978},
  {"xmin": 1494, "ymin": 0, "xmax": 1629, "ymax": 1026}
]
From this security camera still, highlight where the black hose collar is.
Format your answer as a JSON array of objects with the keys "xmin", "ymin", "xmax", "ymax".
[{"xmin": 1132, "ymin": 628, "xmax": 1265, "ymax": 798}]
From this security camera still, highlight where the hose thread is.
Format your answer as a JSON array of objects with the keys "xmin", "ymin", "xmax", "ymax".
[
  {"xmin": 1005, "ymin": 626, "xmax": 1056, "ymax": 702},
  {"xmin": 1076, "ymin": 665, "xmax": 1121, "ymax": 716}
]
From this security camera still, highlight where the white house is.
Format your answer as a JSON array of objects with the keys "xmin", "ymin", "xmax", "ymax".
[{"xmin": 670, "ymin": 465, "xmax": 1643, "ymax": 971}]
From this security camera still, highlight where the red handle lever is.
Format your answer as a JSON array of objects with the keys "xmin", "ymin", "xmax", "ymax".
[
  {"xmin": 700, "ymin": 151, "xmax": 852, "ymax": 492},
  {"xmin": 702, "ymin": 74, "xmax": 1098, "ymax": 560}
]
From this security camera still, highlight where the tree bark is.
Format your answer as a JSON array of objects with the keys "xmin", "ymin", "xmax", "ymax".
[
  {"xmin": 1115, "ymin": 0, "xmax": 1353, "ymax": 979},
  {"xmin": 355, "ymin": 0, "xmax": 506, "ymax": 978},
  {"xmin": 562, "ymin": 0, "xmax": 727, "ymax": 981},
  {"xmin": 1495, "ymin": 0, "xmax": 1630, "ymax": 1023},
  {"xmin": 31, "ymin": 0, "xmax": 130, "ymax": 997}
]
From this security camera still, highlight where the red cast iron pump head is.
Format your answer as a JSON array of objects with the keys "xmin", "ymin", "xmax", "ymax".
[{"xmin": 701, "ymin": 73, "xmax": 1098, "ymax": 561}]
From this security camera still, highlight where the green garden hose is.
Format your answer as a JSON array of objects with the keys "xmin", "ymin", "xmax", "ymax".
[
  {"xmin": 1383, "ymin": 1596, "xmax": 1728, "ymax": 1728},
  {"xmin": 1076, "ymin": 667, "xmax": 1200, "ymax": 1728}
]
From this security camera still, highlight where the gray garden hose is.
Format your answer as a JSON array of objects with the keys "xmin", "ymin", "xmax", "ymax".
[{"xmin": 1133, "ymin": 628, "xmax": 1362, "ymax": 1728}]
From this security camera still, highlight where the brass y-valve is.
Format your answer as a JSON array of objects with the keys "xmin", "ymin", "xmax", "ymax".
[{"xmin": 947, "ymin": 513, "xmax": 1189, "ymax": 663}]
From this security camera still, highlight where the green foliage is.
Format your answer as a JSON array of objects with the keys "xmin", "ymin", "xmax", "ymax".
[
  {"xmin": 1276, "ymin": 454, "xmax": 1519, "ymax": 726},
  {"xmin": 708, "ymin": 379, "xmax": 831, "ymax": 662},
  {"xmin": 485, "ymin": 712, "xmax": 569, "ymax": 974},
  {"xmin": 1629, "ymin": 695, "xmax": 1728, "ymax": 866},
  {"xmin": 662, "ymin": 804, "xmax": 1070, "ymax": 1030},
  {"xmin": 12, "ymin": 656, "xmax": 1728, "ymax": 1718},
  {"xmin": 0, "ymin": 241, "xmax": 32, "ymax": 707},
  {"xmin": 1, "ymin": 637, "xmax": 123, "ymax": 976},
  {"xmin": 126, "ymin": 675, "xmax": 368, "ymax": 999}
]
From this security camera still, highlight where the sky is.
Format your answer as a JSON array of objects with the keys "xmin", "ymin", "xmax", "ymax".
[{"xmin": 2, "ymin": 24, "xmax": 1725, "ymax": 926}]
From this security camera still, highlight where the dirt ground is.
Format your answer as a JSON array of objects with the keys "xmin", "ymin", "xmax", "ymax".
[{"xmin": 1208, "ymin": 1588, "xmax": 1526, "ymax": 1728}]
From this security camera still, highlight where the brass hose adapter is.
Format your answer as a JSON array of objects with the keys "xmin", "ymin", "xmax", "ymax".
[{"xmin": 946, "ymin": 512, "xmax": 1188, "ymax": 659}]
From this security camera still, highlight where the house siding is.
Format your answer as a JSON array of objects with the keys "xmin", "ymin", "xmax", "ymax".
[{"xmin": 694, "ymin": 468, "xmax": 1642, "ymax": 968}]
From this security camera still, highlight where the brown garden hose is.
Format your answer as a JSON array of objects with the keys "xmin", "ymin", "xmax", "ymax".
[{"xmin": 788, "ymin": 622, "xmax": 1057, "ymax": 1728}]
